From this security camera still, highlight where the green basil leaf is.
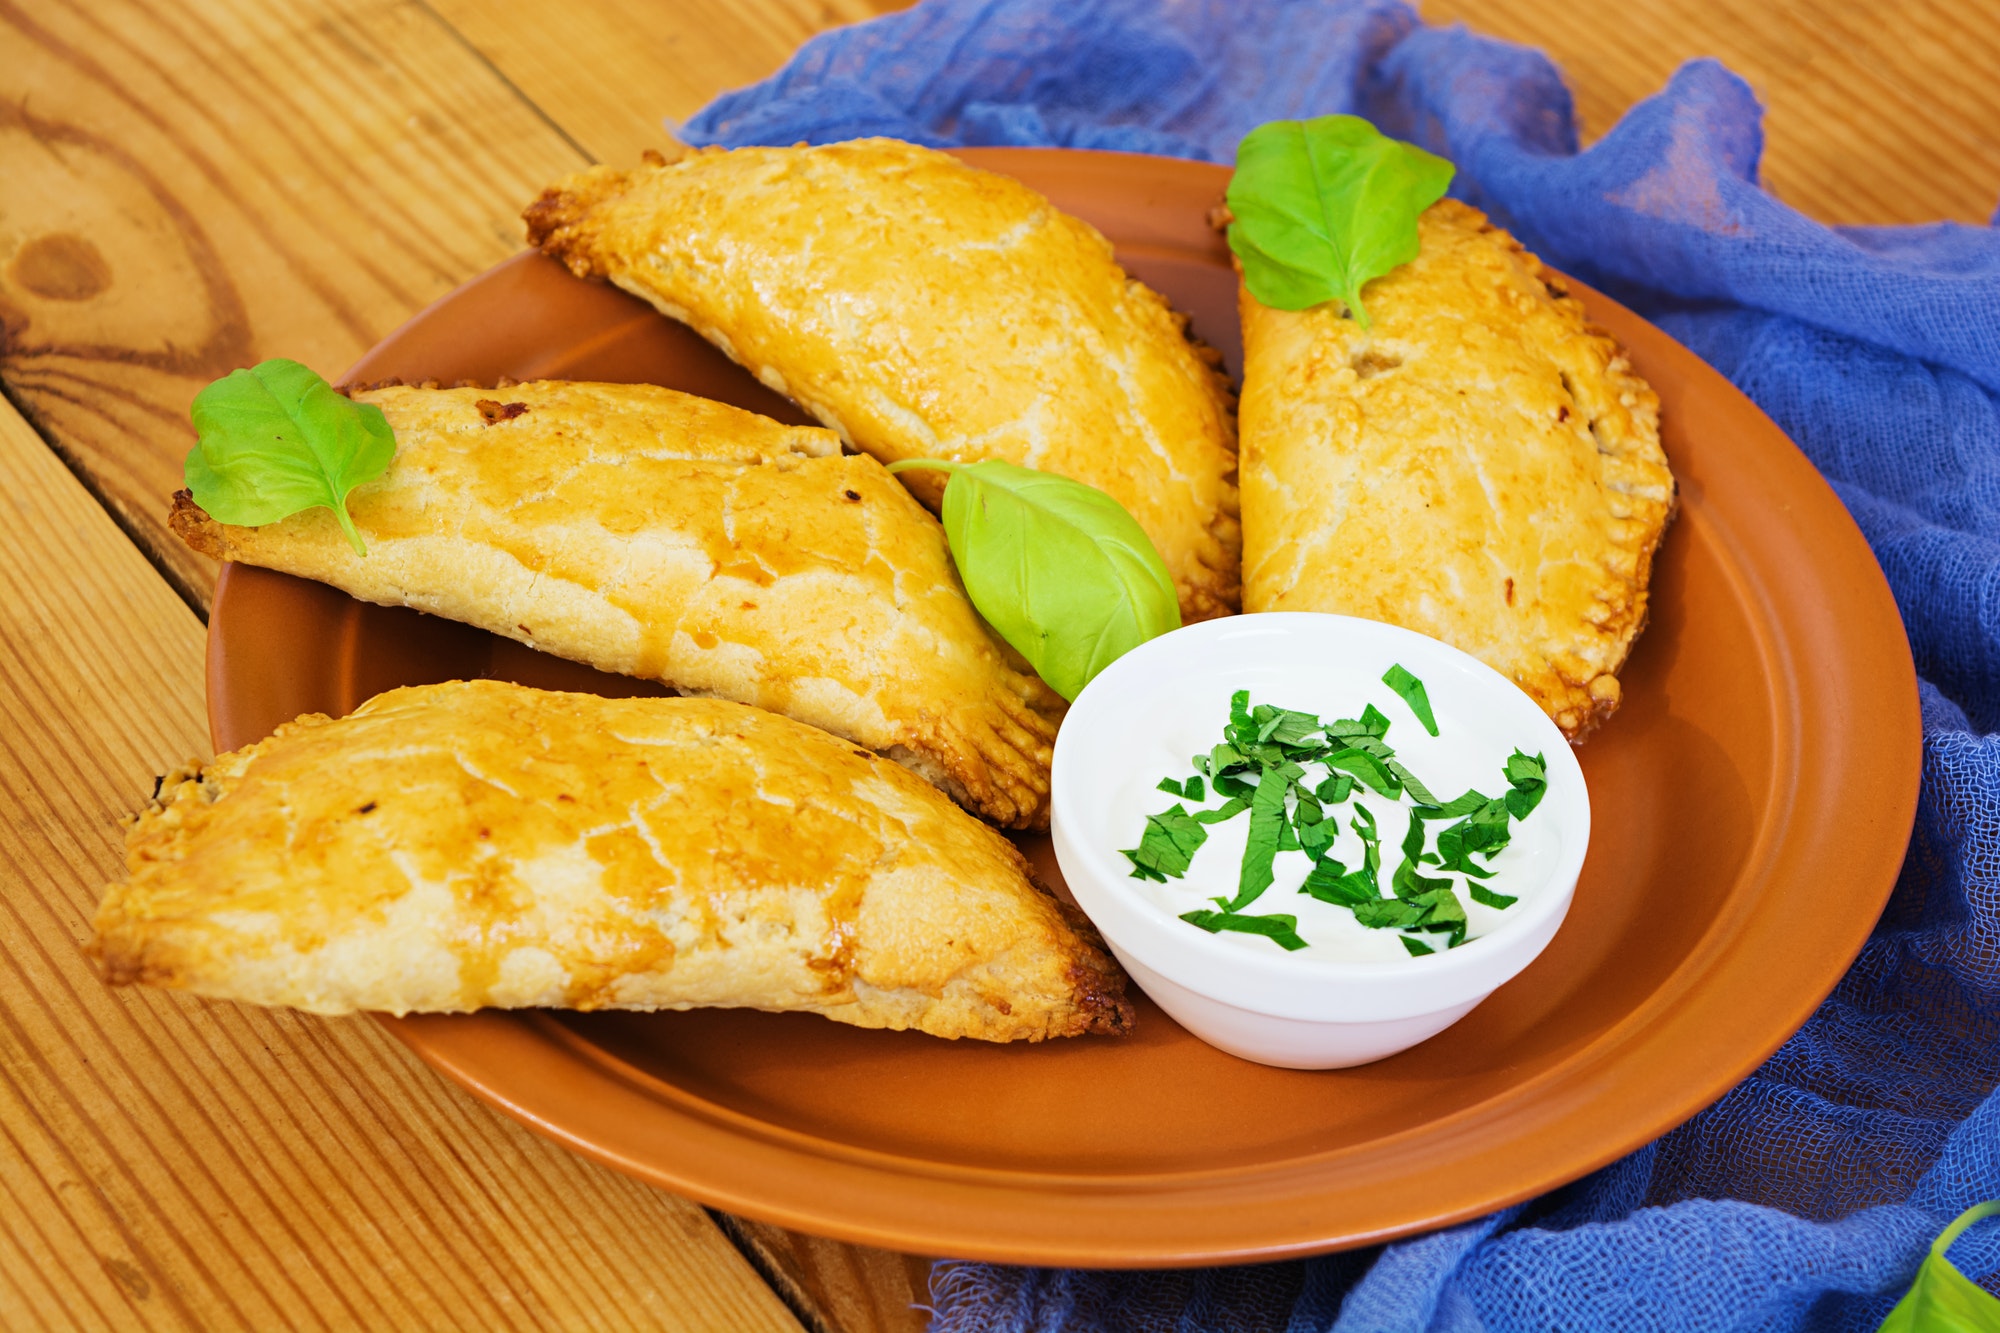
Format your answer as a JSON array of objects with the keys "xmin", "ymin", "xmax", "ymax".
[
  {"xmin": 1225, "ymin": 116, "xmax": 1455, "ymax": 327},
  {"xmin": 1468, "ymin": 884, "xmax": 1518, "ymax": 909},
  {"xmin": 185, "ymin": 359, "xmax": 395, "ymax": 555},
  {"xmin": 1878, "ymin": 1201, "xmax": 2000, "ymax": 1333},
  {"xmin": 1400, "ymin": 936, "xmax": 1436, "ymax": 957},
  {"xmin": 888, "ymin": 459, "xmax": 1180, "ymax": 700},
  {"xmin": 1192, "ymin": 797, "xmax": 1250, "ymax": 824},
  {"xmin": 1183, "ymin": 775, "xmax": 1206, "ymax": 803},
  {"xmin": 1179, "ymin": 909, "xmax": 1310, "ymax": 952},
  {"xmin": 1382, "ymin": 663, "xmax": 1440, "ymax": 736},
  {"xmin": 1156, "ymin": 777, "xmax": 1185, "ymax": 798}
]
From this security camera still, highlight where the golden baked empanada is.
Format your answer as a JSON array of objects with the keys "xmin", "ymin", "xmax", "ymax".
[
  {"xmin": 90, "ymin": 681, "xmax": 1132, "ymax": 1042},
  {"xmin": 172, "ymin": 379, "xmax": 1063, "ymax": 828},
  {"xmin": 1238, "ymin": 199, "xmax": 1675, "ymax": 738},
  {"xmin": 523, "ymin": 138, "xmax": 1243, "ymax": 623}
]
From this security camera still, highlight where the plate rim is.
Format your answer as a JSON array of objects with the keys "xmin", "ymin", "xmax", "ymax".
[{"xmin": 205, "ymin": 147, "xmax": 1922, "ymax": 1266}]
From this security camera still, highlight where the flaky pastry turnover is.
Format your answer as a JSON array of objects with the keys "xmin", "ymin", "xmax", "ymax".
[
  {"xmin": 90, "ymin": 681, "xmax": 1132, "ymax": 1041},
  {"xmin": 524, "ymin": 138, "xmax": 1243, "ymax": 623},
  {"xmin": 171, "ymin": 379, "xmax": 1063, "ymax": 828},
  {"xmin": 1238, "ymin": 199, "xmax": 1676, "ymax": 739}
]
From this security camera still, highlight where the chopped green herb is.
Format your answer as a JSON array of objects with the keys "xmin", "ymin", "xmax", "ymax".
[
  {"xmin": 1393, "ymin": 856, "xmax": 1454, "ymax": 902},
  {"xmin": 1384, "ymin": 759, "xmax": 1438, "ymax": 806},
  {"xmin": 1300, "ymin": 859, "xmax": 1379, "ymax": 907},
  {"xmin": 1353, "ymin": 898, "xmax": 1423, "ymax": 929},
  {"xmin": 1128, "ymin": 685, "xmax": 1549, "ymax": 956},
  {"xmin": 1433, "ymin": 788, "xmax": 1494, "ymax": 818},
  {"xmin": 1214, "ymin": 771, "xmax": 1256, "ymax": 800},
  {"xmin": 1179, "ymin": 908, "xmax": 1309, "ymax": 951},
  {"xmin": 1382, "ymin": 664, "xmax": 1439, "ymax": 736},
  {"xmin": 1325, "ymin": 746, "xmax": 1400, "ymax": 798},
  {"xmin": 1316, "ymin": 773, "xmax": 1355, "ymax": 805},
  {"xmin": 1121, "ymin": 805, "xmax": 1208, "ymax": 881},
  {"xmin": 1225, "ymin": 768, "xmax": 1292, "ymax": 910},
  {"xmin": 1400, "ymin": 936, "xmax": 1437, "ymax": 957},
  {"xmin": 1504, "ymin": 750, "xmax": 1548, "ymax": 819}
]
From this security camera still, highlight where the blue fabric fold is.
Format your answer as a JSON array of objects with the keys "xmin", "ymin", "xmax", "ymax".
[{"xmin": 684, "ymin": 2, "xmax": 2000, "ymax": 1326}]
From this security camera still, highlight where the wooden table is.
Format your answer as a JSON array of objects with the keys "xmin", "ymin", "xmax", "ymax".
[{"xmin": 1, "ymin": 1, "xmax": 1991, "ymax": 1328}]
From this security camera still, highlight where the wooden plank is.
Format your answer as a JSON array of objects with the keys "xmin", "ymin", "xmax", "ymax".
[
  {"xmin": 422, "ymin": 0, "xmax": 911, "ymax": 169},
  {"xmin": 1422, "ymin": 0, "xmax": 2000, "ymax": 225},
  {"xmin": 719, "ymin": 1216, "xmax": 934, "ymax": 1333},
  {"xmin": 0, "ymin": 0, "xmax": 593, "ymax": 609},
  {"xmin": 0, "ymin": 393, "xmax": 804, "ymax": 1333}
]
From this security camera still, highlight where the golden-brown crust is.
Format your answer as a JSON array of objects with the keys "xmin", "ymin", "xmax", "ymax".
[
  {"xmin": 524, "ymin": 139, "xmax": 1243, "ymax": 623},
  {"xmin": 173, "ymin": 379, "xmax": 1064, "ymax": 828},
  {"xmin": 1238, "ymin": 199, "xmax": 1676, "ymax": 739},
  {"xmin": 89, "ymin": 681, "xmax": 1132, "ymax": 1041}
]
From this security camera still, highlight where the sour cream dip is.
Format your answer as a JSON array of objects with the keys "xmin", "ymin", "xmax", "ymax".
[{"xmin": 1051, "ymin": 612, "xmax": 1590, "ymax": 1069}]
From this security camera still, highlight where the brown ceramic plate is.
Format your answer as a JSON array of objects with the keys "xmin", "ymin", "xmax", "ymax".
[{"xmin": 206, "ymin": 149, "xmax": 1920, "ymax": 1266}]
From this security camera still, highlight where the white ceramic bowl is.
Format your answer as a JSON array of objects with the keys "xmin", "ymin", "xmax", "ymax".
[{"xmin": 1051, "ymin": 613, "xmax": 1590, "ymax": 1069}]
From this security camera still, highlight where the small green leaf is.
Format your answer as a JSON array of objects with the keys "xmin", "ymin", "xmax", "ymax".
[
  {"xmin": 1469, "ymin": 884, "xmax": 1518, "ymax": 909},
  {"xmin": 1382, "ymin": 663, "xmax": 1440, "ymax": 736},
  {"xmin": 185, "ymin": 359, "xmax": 396, "ymax": 555},
  {"xmin": 1179, "ymin": 909, "xmax": 1310, "ymax": 951},
  {"xmin": 1225, "ymin": 116, "xmax": 1455, "ymax": 327},
  {"xmin": 888, "ymin": 459, "xmax": 1180, "ymax": 700},
  {"xmin": 1505, "ymin": 749, "xmax": 1550, "ymax": 820},
  {"xmin": 1325, "ymin": 746, "xmax": 1400, "ymax": 799},
  {"xmin": 1224, "ymin": 767, "xmax": 1292, "ymax": 911},
  {"xmin": 1300, "ymin": 859, "xmax": 1379, "ymax": 907},
  {"xmin": 1120, "ymin": 805, "xmax": 1209, "ymax": 881},
  {"xmin": 1400, "ymin": 936, "xmax": 1436, "ymax": 957},
  {"xmin": 1183, "ymin": 775, "xmax": 1205, "ymax": 803},
  {"xmin": 1157, "ymin": 777, "xmax": 1186, "ymax": 798},
  {"xmin": 1877, "ymin": 1201, "xmax": 2000, "ymax": 1332}
]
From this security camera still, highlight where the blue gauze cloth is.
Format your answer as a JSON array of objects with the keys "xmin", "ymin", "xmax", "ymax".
[{"xmin": 683, "ymin": 2, "xmax": 2000, "ymax": 1327}]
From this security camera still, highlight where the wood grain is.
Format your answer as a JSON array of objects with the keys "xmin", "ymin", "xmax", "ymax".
[
  {"xmin": 1421, "ymin": 0, "xmax": 2000, "ymax": 225},
  {"xmin": 422, "ymin": 0, "xmax": 907, "ymax": 168},
  {"xmin": 719, "ymin": 1216, "xmax": 934, "ymax": 1333},
  {"xmin": 0, "ymin": 0, "xmax": 592, "ymax": 608},
  {"xmin": 0, "ymin": 393, "xmax": 803, "ymax": 1332}
]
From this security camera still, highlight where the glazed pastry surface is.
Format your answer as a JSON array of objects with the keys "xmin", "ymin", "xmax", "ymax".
[
  {"xmin": 1238, "ymin": 199, "xmax": 1676, "ymax": 738},
  {"xmin": 91, "ymin": 681, "xmax": 1132, "ymax": 1041},
  {"xmin": 524, "ymin": 138, "xmax": 1243, "ymax": 622},
  {"xmin": 172, "ymin": 379, "xmax": 1062, "ymax": 828}
]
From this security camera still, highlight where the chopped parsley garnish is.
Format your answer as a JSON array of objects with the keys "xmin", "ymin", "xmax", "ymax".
[{"xmin": 1125, "ymin": 682, "xmax": 1549, "ymax": 954}]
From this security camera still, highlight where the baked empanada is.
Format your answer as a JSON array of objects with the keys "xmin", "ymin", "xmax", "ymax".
[
  {"xmin": 523, "ymin": 138, "xmax": 1243, "ymax": 623},
  {"xmin": 90, "ymin": 681, "xmax": 1132, "ymax": 1041},
  {"xmin": 1238, "ymin": 199, "xmax": 1675, "ymax": 738},
  {"xmin": 172, "ymin": 379, "xmax": 1063, "ymax": 828}
]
